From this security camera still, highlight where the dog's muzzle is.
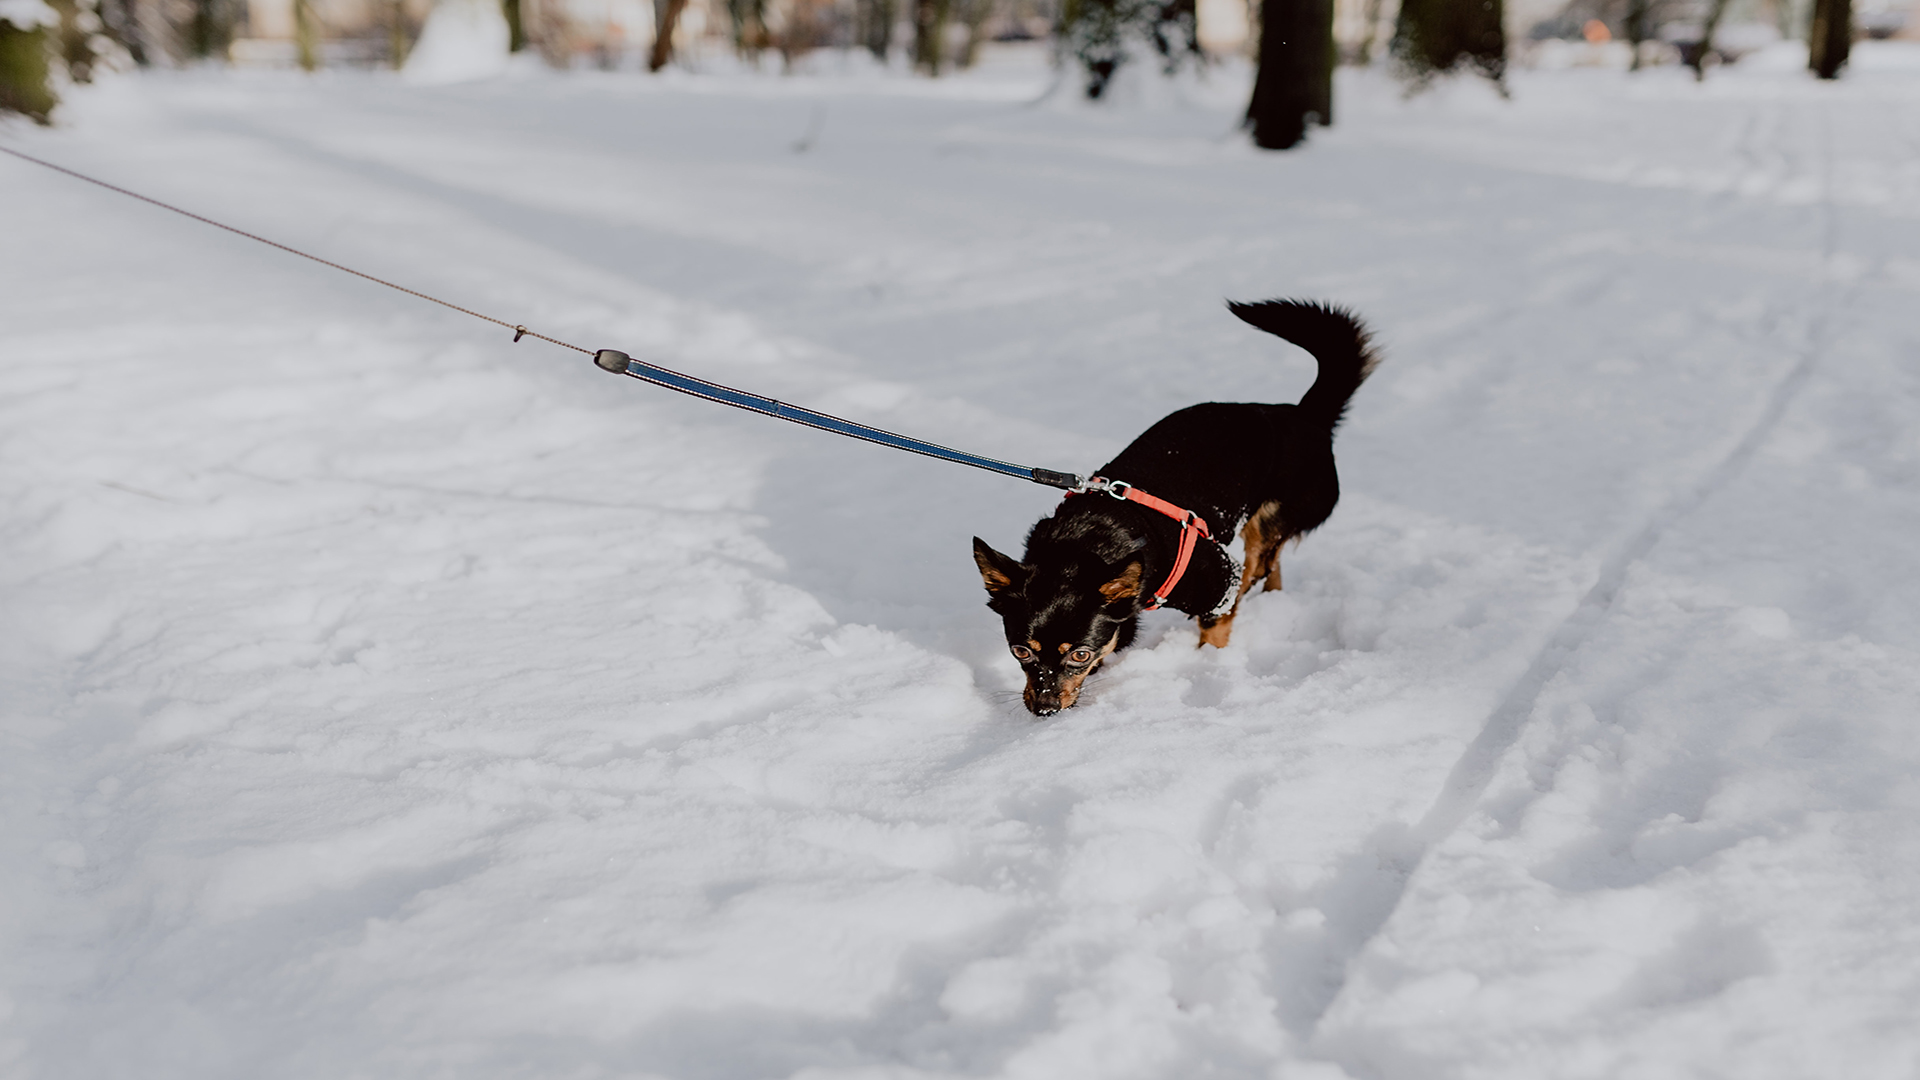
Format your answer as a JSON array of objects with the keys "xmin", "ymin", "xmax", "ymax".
[{"xmin": 1023, "ymin": 674, "xmax": 1068, "ymax": 717}]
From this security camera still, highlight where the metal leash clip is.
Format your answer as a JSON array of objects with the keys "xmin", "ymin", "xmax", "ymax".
[{"xmin": 1071, "ymin": 476, "xmax": 1133, "ymax": 500}]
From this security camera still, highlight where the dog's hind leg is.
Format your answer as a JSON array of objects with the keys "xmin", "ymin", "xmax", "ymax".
[{"xmin": 1245, "ymin": 502, "xmax": 1287, "ymax": 593}]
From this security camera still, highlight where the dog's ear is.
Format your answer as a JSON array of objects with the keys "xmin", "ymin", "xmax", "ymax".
[
  {"xmin": 972, "ymin": 537, "xmax": 1029, "ymax": 595},
  {"xmin": 1098, "ymin": 561, "xmax": 1144, "ymax": 601}
]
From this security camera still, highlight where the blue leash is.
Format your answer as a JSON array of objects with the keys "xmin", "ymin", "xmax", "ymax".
[
  {"xmin": 2, "ymin": 144, "xmax": 1083, "ymax": 492},
  {"xmin": 589, "ymin": 349, "xmax": 1079, "ymax": 489}
]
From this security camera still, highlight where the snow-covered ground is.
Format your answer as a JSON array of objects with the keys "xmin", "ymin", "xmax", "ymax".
[{"xmin": 5, "ymin": 42, "xmax": 1920, "ymax": 1080}]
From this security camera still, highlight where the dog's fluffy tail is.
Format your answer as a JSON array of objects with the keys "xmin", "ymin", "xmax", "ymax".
[{"xmin": 1226, "ymin": 299, "xmax": 1379, "ymax": 431}]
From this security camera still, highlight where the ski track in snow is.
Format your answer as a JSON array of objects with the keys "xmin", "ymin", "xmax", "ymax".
[
  {"xmin": 6, "ymin": 44, "xmax": 1920, "ymax": 1080},
  {"xmin": 1298, "ymin": 101, "xmax": 1847, "ymax": 1048}
]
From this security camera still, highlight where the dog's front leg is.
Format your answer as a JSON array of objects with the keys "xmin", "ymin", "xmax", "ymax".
[{"xmin": 1197, "ymin": 612, "xmax": 1237, "ymax": 648}]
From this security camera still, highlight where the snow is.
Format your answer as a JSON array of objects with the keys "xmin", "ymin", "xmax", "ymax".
[
  {"xmin": 402, "ymin": 0, "xmax": 512, "ymax": 85},
  {"xmin": 0, "ymin": 0, "xmax": 54, "ymax": 28},
  {"xmin": 5, "ymin": 44, "xmax": 1920, "ymax": 1079}
]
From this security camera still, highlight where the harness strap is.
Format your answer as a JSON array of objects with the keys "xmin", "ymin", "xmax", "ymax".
[{"xmin": 1070, "ymin": 478, "xmax": 1213, "ymax": 610}]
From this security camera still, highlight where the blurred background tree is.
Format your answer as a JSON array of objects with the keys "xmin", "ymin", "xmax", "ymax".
[
  {"xmin": 0, "ymin": 5, "xmax": 58, "ymax": 123},
  {"xmin": 293, "ymin": 0, "xmax": 316, "ymax": 67},
  {"xmin": 650, "ymin": 0, "xmax": 689, "ymax": 67},
  {"xmin": 9, "ymin": 0, "xmax": 1879, "ymax": 99},
  {"xmin": 1808, "ymin": 0, "xmax": 1848, "ymax": 75},
  {"xmin": 855, "ymin": 0, "xmax": 891, "ymax": 57},
  {"xmin": 184, "ymin": 0, "xmax": 235, "ymax": 55},
  {"xmin": 502, "ymin": 0, "xmax": 526, "ymax": 50},
  {"xmin": 913, "ymin": 0, "xmax": 948, "ymax": 71},
  {"xmin": 46, "ymin": 0, "xmax": 131, "ymax": 79},
  {"xmin": 1245, "ymin": 0, "xmax": 1332, "ymax": 149},
  {"xmin": 730, "ymin": 0, "xmax": 768, "ymax": 56},
  {"xmin": 1394, "ymin": 0, "xmax": 1506, "ymax": 88},
  {"xmin": 1680, "ymin": 0, "xmax": 1730, "ymax": 77},
  {"xmin": 1058, "ymin": 0, "xmax": 1198, "ymax": 97},
  {"xmin": 955, "ymin": 0, "xmax": 991, "ymax": 65}
]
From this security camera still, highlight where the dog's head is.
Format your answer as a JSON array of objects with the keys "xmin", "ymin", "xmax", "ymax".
[{"xmin": 972, "ymin": 535, "xmax": 1142, "ymax": 717}]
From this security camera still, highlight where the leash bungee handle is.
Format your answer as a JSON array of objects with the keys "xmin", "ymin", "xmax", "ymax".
[{"xmin": 593, "ymin": 350, "xmax": 1084, "ymax": 490}]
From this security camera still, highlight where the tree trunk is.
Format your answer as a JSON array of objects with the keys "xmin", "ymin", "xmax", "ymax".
[
  {"xmin": 1624, "ymin": 0, "xmax": 1648, "ymax": 69},
  {"xmin": 187, "ymin": 0, "xmax": 233, "ymax": 57},
  {"xmin": 293, "ymin": 0, "xmax": 318, "ymax": 70},
  {"xmin": 649, "ymin": 0, "xmax": 688, "ymax": 69},
  {"xmin": 0, "ymin": 18, "xmax": 57, "ymax": 124},
  {"xmin": 502, "ymin": 0, "xmax": 526, "ymax": 51},
  {"xmin": 957, "ymin": 0, "xmax": 990, "ymax": 67},
  {"xmin": 913, "ymin": 0, "xmax": 949, "ymax": 73},
  {"xmin": 1392, "ymin": 0, "xmax": 1505, "ymax": 88},
  {"xmin": 388, "ymin": 0, "xmax": 410, "ymax": 68},
  {"xmin": 1808, "ymin": 0, "xmax": 1849, "ymax": 79},
  {"xmin": 1685, "ymin": 0, "xmax": 1731, "ymax": 79},
  {"xmin": 1245, "ymin": 0, "xmax": 1333, "ymax": 150},
  {"xmin": 729, "ymin": 0, "xmax": 767, "ymax": 57},
  {"xmin": 859, "ymin": 0, "xmax": 894, "ymax": 59}
]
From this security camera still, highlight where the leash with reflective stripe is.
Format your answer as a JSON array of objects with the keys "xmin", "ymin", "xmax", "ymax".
[
  {"xmin": 6, "ymin": 143, "xmax": 1215, "ymax": 594},
  {"xmin": 0, "ymin": 144, "xmax": 1088, "ymax": 492},
  {"xmin": 586, "ymin": 349, "xmax": 1081, "ymax": 488}
]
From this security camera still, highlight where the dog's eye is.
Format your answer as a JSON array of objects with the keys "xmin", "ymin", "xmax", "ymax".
[
  {"xmin": 1068, "ymin": 647, "xmax": 1095, "ymax": 665},
  {"xmin": 1010, "ymin": 645, "xmax": 1034, "ymax": 661}
]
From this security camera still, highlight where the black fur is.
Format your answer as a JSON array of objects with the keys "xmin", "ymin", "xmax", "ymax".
[{"xmin": 973, "ymin": 299, "xmax": 1378, "ymax": 717}]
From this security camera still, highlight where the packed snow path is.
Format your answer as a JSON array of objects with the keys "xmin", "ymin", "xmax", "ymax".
[{"xmin": 5, "ymin": 47, "xmax": 1920, "ymax": 1079}]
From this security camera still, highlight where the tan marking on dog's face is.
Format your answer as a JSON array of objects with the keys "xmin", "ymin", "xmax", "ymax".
[
  {"xmin": 1098, "ymin": 561, "xmax": 1143, "ymax": 601},
  {"xmin": 1038, "ymin": 630, "xmax": 1122, "ymax": 712}
]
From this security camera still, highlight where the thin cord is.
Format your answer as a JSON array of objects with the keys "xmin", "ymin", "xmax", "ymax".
[{"xmin": 0, "ymin": 143, "xmax": 592, "ymax": 356}]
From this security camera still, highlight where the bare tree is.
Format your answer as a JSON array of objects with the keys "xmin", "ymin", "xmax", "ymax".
[
  {"xmin": 857, "ymin": 0, "xmax": 894, "ymax": 58},
  {"xmin": 1680, "ymin": 0, "xmax": 1731, "ymax": 78},
  {"xmin": 1246, "ymin": 0, "xmax": 1332, "ymax": 149},
  {"xmin": 185, "ymin": 0, "xmax": 234, "ymax": 56},
  {"xmin": 731, "ymin": 0, "xmax": 769, "ymax": 58},
  {"xmin": 48, "ymin": 0, "xmax": 115, "ymax": 80},
  {"xmin": 777, "ymin": 0, "xmax": 832, "ymax": 68},
  {"xmin": 1392, "ymin": 0, "xmax": 1505, "ymax": 90},
  {"xmin": 957, "ymin": 0, "xmax": 992, "ymax": 66},
  {"xmin": 1808, "ymin": 0, "xmax": 1848, "ymax": 78},
  {"xmin": 388, "ymin": 0, "xmax": 411, "ymax": 67},
  {"xmin": 293, "ymin": 0, "xmax": 318, "ymax": 69},
  {"xmin": 1624, "ymin": 0, "xmax": 1650, "ymax": 68},
  {"xmin": 1058, "ymin": 0, "xmax": 1197, "ymax": 98},
  {"xmin": 650, "ymin": 0, "xmax": 689, "ymax": 68},
  {"xmin": 914, "ymin": 0, "xmax": 950, "ymax": 72},
  {"xmin": 502, "ymin": 0, "xmax": 526, "ymax": 51},
  {"xmin": 0, "ymin": 15, "xmax": 58, "ymax": 123}
]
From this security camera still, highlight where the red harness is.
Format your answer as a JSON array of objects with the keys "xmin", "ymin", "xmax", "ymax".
[{"xmin": 1068, "ymin": 478, "xmax": 1212, "ymax": 610}]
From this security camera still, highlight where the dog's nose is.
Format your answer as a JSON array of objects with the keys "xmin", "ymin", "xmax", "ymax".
[{"xmin": 1029, "ymin": 693, "xmax": 1061, "ymax": 716}]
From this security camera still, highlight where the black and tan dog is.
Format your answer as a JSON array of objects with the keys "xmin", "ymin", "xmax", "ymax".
[{"xmin": 972, "ymin": 300, "xmax": 1378, "ymax": 717}]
